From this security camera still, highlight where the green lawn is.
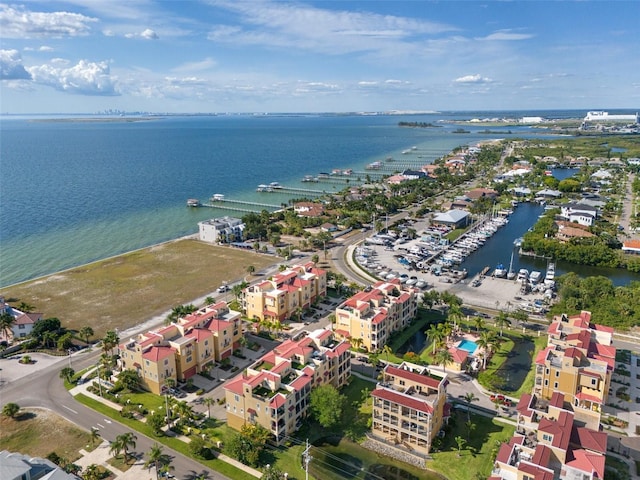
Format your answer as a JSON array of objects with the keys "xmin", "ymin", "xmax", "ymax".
[{"xmin": 429, "ymin": 411, "xmax": 515, "ymax": 480}]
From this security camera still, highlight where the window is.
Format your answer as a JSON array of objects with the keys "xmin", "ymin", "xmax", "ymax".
[
  {"xmin": 186, "ymin": 356, "xmax": 192, "ymax": 363},
  {"xmin": 235, "ymin": 395, "xmax": 239, "ymax": 402},
  {"xmin": 555, "ymin": 371, "xmax": 559, "ymax": 377},
  {"xmin": 542, "ymin": 433, "xmax": 552, "ymax": 442},
  {"xmin": 545, "ymin": 368, "xmax": 550, "ymax": 375},
  {"xmin": 591, "ymin": 378, "xmax": 597, "ymax": 386},
  {"xmin": 18, "ymin": 324, "xmax": 25, "ymax": 329},
  {"xmin": 544, "ymin": 379, "xmax": 548, "ymax": 386},
  {"xmin": 164, "ymin": 359, "xmax": 169, "ymax": 365},
  {"xmin": 554, "ymin": 382, "xmax": 558, "ymax": 389}
]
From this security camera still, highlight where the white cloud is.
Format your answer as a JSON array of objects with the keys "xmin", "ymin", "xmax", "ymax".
[
  {"xmin": 481, "ymin": 30, "xmax": 534, "ymax": 41},
  {"xmin": 454, "ymin": 74, "xmax": 492, "ymax": 84},
  {"xmin": 0, "ymin": 4, "xmax": 97, "ymax": 38},
  {"xmin": 358, "ymin": 81, "xmax": 378, "ymax": 86},
  {"xmin": 0, "ymin": 49, "xmax": 32, "ymax": 79},
  {"xmin": 205, "ymin": 0, "xmax": 457, "ymax": 56},
  {"xmin": 24, "ymin": 45, "xmax": 55, "ymax": 52},
  {"xmin": 27, "ymin": 59, "xmax": 119, "ymax": 95},
  {"xmin": 172, "ymin": 57, "xmax": 217, "ymax": 73},
  {"xmin": 124, "ymin": 28, "xmax": 159, "ymax": 40}
]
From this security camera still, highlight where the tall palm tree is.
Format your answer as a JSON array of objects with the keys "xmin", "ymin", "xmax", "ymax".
[
  {"xmin": 109, "ymin": 432, "xmax": 137, "ymax": 464},
  {"xmin": 89, "ymin": 427, "xmax": 101, "ymax": 446},
  {"xmin": 494, "ymin": 311, "xmax": 511, "ymax": 337},
  {"xmin": 473, "ymin": 316, "xmax": 485, "ymax": 332},
  {"xmin": 79, "ymin": 326, "xmax": 94, "ymax": 346},
  {"xmin": 448, "ymin": 302, "xmax": 463, "ymax": 329},
  {"xmin": 462, "ymin": 392, "xmax": 479, "ymax": 421},
  {"xmin": 144, "ymin": 443, "xmax": 171, "ymax": 479},
  {"xmin": 382, "ymin": 345, "xmax": 393, "ymax": 363},
  {"xmin": 0, "ymin": 311, "xmax": 16, "ymax": 342},
  {"xmin": 434, "ymin": 348, "xmax": 453, "ymax": 372},
  {"xmin": 476, "ymin": 331, "xmax": 496, "ymax": 369},
  {"xmin": 425, "ymin": 324, "xmax": 444, "ymax": 355},
  {"xmin": 102, "ymin": 330, "xmax": 119, "ymax": 356},
  {"xmin": 203, "ymin": 397, "xmax": 215, "ymax": 419}
]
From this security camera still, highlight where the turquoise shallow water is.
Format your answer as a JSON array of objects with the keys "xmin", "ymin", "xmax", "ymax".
[{"xmin": 2, "ymin": 110, "xmax": 622, "ymax": 288}]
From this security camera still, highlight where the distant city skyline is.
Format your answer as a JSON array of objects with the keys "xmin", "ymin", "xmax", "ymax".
[{"xmin": 1, "ymin": 0, "xmax": 639, "ymax": 114}]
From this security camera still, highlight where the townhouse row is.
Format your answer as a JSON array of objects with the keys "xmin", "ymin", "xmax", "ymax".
[{"xmin": 118, "ymin": 301, "xmax": 242, "ymax": 394}]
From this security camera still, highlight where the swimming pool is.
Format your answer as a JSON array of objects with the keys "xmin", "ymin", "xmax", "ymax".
[{"xmin": 458, "ymin": 339, "xmax": 478, "ymax": 354}]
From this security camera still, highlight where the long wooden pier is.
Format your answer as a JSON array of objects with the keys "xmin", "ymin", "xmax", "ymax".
[{"xmin": 265, "ymin": 186, "xmax": 326, "ymax": 195}]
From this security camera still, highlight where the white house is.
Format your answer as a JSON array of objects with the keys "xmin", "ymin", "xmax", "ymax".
[
  {"xmin": 198, "ymin": 217, "xmax": 245, "ymax": 244},
  {"xmin": 560, "ymin": 203, "xmax": 598, "ymax": 227},
  {"xmin": 0, "ymin": 297, "xmax": 42, "ymax": 344}
]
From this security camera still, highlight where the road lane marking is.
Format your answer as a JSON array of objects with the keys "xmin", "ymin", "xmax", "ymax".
[
  {"xmin": 103, "ymin": 419, "xmax": 112, "ymax": 424},
  {"xmin": 96, "ymin": 423, "xmax": 105, "ymax": 429},
  {"xmin": 62, "ymin": 405, "xmax": 78, "ymax": 414}
]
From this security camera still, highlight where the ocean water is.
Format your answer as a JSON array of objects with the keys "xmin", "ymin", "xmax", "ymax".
[{"xmin": 0, "ymin": 111, "xmax": 611, "ymax": 288}]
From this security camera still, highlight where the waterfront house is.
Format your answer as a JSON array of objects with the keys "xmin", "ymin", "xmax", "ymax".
[
  {"xmin": 0, "ymin": 297, "xmax": 42, "ymax": 344},
  {"xmin": 370, "ymin": 362, "xmax": 449, "ymax": 459},
  {"xmin": 118, "ymin": 301, "xmax": 242, "ymax": 394},
  {"xmin": 293, "ymin": 202, "xmax": 324, "ymax": 217},
  {"xmin": 555, "ymin": 222, "xmax": 595, "ymax": 242},
  {"xmin": 242, "ymin": 262, "xmax": 327, "ymax": 323},
  {"xmin": 560, "ymin": 203, "xmax": 598, "ymax": 227},
  {"xmin": 333, "ymin": 280, "xmax": 418, "ymax": 352},
  {"xmin": 622, "ymin": 239, "xmax": 640, "ymax": 255},
  {"xmin": 199, "ymin": 216, "xmax": 245, "ymax": 244},
  {"xmin": 224, "ymin": 328, "xmax": 350, "ymax": 443}
]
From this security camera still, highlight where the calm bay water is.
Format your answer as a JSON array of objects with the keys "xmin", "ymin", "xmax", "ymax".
[
  {"xmin": 1, "ymin": 114, "xmax": 514, "ymax": 287},
  {"xmin": 2, "ymin": 111, "xmax": 637, "ymax": 288}
]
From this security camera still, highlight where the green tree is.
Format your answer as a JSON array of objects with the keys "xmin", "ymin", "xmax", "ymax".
[
  {"xmin": 109, "ymin": 432, "xmax": 137, "ymax": 463},
  {"xmin": 188, "ymin": 435, "xmax": 209, "ymax": 459},
  {"xmin": 455, "ymin": 435, "xmax": 466, "ymax": 456},
  {"xmin": 83, "ymin": 464, "xmax": 102, "ymax": 480},
  {"xmin": 203, "ymin": 397, "xmax": 215, "ymax": 419},
  {"xmin": 434, "ymin": 348, "xmax": 454, "ymax": 372},
  {"xmin": 382, "ymin": 344, "xmax": 393, "ymax": 363},
  {"xmin": 462, "ymin": 392, "xmax": 478, "ymax": 421},
  {"xmin": 79, "ymin": 326, "xmax": 94, "ymax": 346},
  {"xmin": 246, "ymin": 265, "xmax": 256, "ymax": 277},
  {"xmin": 102, "ymin": 330, "xmax": 120, "ymax": 356},
  {"xmin": 59, "ymin": 367, "xmax": 75, "ymax": 383},
  {"xmin": 426, "ymin": 323, "xmax": 445, "ymax": 354},
  {"xmin": 0, "ymin": 311, "xmax": 16, "ymax": 341},
  {"xmin": 494, "ymin": 311, "xmax": 511, "ymax": 337},
  {"xmin": 144, "ymin": 443, "xmax": 171, "ymax": 479},
  {"xmin": 115, "ymin": 369, "xmax": 141, "ymax": 391},
  {"xmin": 309, "ymin": 384, "xmax": 345, "ymax": 428},
  {"xmin": 2, "ymin": 402, "xmax": 20, "ymax": 418},
  {"xmin": 89, "ymin": 427, "xmax": 101, "ymax": 446},
  {"xmin": 147, "ymin": 411, "xmax": 165, "ymax": 435},
  {"xmin": 224, "ymin": 424, "xmax": 270, "ymax": 467},
  {"xmin": 57, "ymin": 332, "xmax": 74, "ymax": 351},
  {"xmin": 261, "ymin": 465, "xmax": 287, "ymax": 480}
]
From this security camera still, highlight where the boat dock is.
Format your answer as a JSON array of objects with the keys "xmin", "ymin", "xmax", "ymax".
[
  {"xmin": 259, "ymin": 185, "xmax": 327, "ymax": 195},
  {"xmin": 202, "ymin": 195, "xmax": 282, "ymax": 213}
]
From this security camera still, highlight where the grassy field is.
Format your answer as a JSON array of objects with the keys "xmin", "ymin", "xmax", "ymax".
[
  {"xmin": 0, "ymin": 408, "xmax": 92, "ymax": 461},
  {"xmin": 1, "ymin": 238, "xmax": 277, "ymax": 339}
]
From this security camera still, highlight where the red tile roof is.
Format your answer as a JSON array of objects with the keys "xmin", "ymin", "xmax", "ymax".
[
  {"xmin": 571, "ymin": 427, "xmax": 607, "ymax": 454},
  {"xmin": 385, "ymin": 365, "xmax": 442, "ymax": 389},
  {"xmin": 575, "ymin": 392, "xmax": 602, "ymax": 404},
  {"xmin": 448, "ymin": 347, "xmax": 468, "ymax": 364},
  {"xmin": 566, "ymin": 449, "xmax": 605, "ymax": 479},
  {"xmin": 538, "ymin": 411, "xmax": 573, "ymax": 450},
  {"xmin": 371, "ymin": 388, "xmax": 433, "ymax": 414},
  {"xmin": 142, "ymin": 345, "xmax": 175, "ymax": 362},
  {"xmin": 269, "ymin": 394, "xmax": 287, "ymax": 409}
]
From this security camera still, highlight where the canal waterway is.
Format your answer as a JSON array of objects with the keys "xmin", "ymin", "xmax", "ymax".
[{"xmin": 459, "ymin": 202, "xmax": 640, "ymax": 287}]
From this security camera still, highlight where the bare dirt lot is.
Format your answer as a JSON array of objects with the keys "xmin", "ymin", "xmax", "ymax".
[{"xmin": 1, "ymin": 238, "xmax": 278, "ymax": 339}]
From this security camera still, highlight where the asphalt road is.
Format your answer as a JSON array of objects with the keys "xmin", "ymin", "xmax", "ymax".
[{"xmin": 0, "ymin": 349, "xmax": 235, "ymax": 480}]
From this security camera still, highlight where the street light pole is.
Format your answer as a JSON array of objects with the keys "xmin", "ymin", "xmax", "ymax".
[{"xmin": 68, "ymin": 348, "xmax": 72, "ymax": 368}]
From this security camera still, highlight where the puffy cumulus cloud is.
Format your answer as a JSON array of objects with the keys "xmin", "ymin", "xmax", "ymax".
[
  {"xmin": 0, "ymin": 49, "xmax": 32, "ymax": 80},
  {"xmin": 27, "ymin": 59, "xmax": 119, "ymax": 95},
  {"xmin": 125, "ymin": 28, "xmax": 159, "ymax": 40},
  {"xmin": 0, "ymin": 4, "xmax": 97, "ymax": 38},
  {"xmin": 454, "ymin": 74, "xmax": 492, "ymax": 84}
]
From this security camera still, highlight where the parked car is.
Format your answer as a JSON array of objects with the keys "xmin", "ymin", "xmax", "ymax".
[{"xmin": 217, "ymin": 285, "xmax": 230, "ymax": 293}]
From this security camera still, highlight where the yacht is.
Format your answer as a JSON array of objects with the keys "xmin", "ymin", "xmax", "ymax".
[
  {"xmin": 493, "ymin": 263, "xmax": 507, "ymax": 278},
  {"xmin": 545, "ymin": 263, "xmax": 556, "ymax": 281},
  {"xmin": 529, "ymin": 271, "xmax": 542, "ymax": 284},
  {"xmin": 517, "ymin": 269, "xmax": 529, "ymax": 282}
]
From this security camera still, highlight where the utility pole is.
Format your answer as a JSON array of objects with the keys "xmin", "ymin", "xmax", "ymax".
[{"xmin": 303, "ymin": 438, "xmax": 312, "ymax": 480}]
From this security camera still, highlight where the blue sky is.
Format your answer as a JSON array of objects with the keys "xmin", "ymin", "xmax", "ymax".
[{"xmin": 1, "ymin": 0, "xmax": 639, "ymax": 113}]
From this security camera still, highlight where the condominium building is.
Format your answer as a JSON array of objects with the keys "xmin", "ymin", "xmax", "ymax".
[
  {"xmin": 224, "ymin": 329, "xmax": 350, "ymax": 443},
  {"xmin": 198, "ymin": 216, "xmax": 245, "ymax": 244},
  {"xmin": 334, "ymin": 280, "xmax": 418, "ymax": 352},
  {"xmin": 370, "ymin": 362, "xmax": 449, "ymax": 458},
  {"xmin": 242, "ymin": 262, "xmax": 327, "ymax": 322},
  {"xmin": 118, "ymin": 301, "xmax": 242, "ymax": 394},
  {"xmin": 534, "ymin": 311, "xmax": 615, "ymax": 429},
  {"xmin": 491, "ymin": 392, "xmax": 607, "ymax": 480}
]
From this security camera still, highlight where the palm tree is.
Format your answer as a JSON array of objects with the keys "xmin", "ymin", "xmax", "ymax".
[
  {"xmin": 145, "ymin": 443, "xmax": 171, "ymax": 479},
  {"xmin": 455, "ymin": 435, "xmax": 466, "ymax": 457},
  {"xmin": 246, "ymin": 265, "xmax": 255, "ymax": 278},
  {"xmin": 102, "ymin": 330, "xmax": 119, "ymax": 356},
  {"xmin": 83, "ymin": 464, "xmax": 101, "ymax": 480},
  {"xmin": 17, "ymin": 301, "xmax": 34, "ymax": 313},
  {"xmin": 473, "ymin": 316, "xmax": 485, "ymax": 332},
  {"xmin": 0, "ymin": 311, "xmax": 16, "ymax": 342},
  {"xmin": 425, "ymin": 324, "xmax": 445, "ymax": 355},
  {"xmin": 382, "ymin": 345, "xmax": 393, "ymax": 363},
  {"xmin": 476, "ymin": 331, "xmax": 496, "ymax": 369},
  {"xmin": 434, "ymin": 348, "xmax": 453, "ymax": 372},
  {"xmin": 109, "ymin": 432, "xmax": 137, "ymax": 464},
  {"xmin": 59, "ymin": 367, "xmax": 75, "ymax": 383},
  {"xmin": 448, "ymin": 302, "xmax": 463, "ymax": 329},
  {"xmin": 79, "ymin": 326, "xmax": 94, "ymax": 346},
  {"xmin": 203, "ymin": 397, "xmax": 215, "ymax": 419},
  {"xmin": 462, "ymin": 392, "xmax": 479, "ymax": 421},
  {"xmin": 204, "ymin": 296, "xmax": 215, "ymax": 306},
  {"xmin": 494, "ymin": 311, "xmax": 511, "ymax": 337},
  {"xmin": 89, "ymin": 427, "xmax": 101, "ymax": 446}
]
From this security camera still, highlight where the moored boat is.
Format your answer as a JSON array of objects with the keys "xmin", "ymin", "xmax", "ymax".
[
  {"xmin": 187, "ymin": 198, "xmax": 200, "ymax": 207},
  {"xmin": 545, "ymin": 263, "xmax": 556, "ymax": 281}
]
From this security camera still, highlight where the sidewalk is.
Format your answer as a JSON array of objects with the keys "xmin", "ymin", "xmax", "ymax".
[{"xmin": 75, "ymin": 441, "xmax": 151, "ymax": 480}]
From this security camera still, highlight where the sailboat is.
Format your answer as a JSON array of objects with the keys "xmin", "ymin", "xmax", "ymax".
[{"xmin": 506, "ymin": 250, "xmax": 516, "ymax": 280}]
